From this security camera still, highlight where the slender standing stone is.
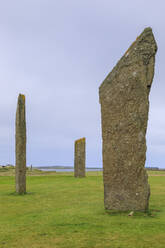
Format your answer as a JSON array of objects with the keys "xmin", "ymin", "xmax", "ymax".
[
  {"xmin": 74, "ymin": 138, "xmax": 86, "ymax": 177},
  {"xmin": 15, "ymin": 94, "xmax": 26, "ymax": 194},
  {"xmin": 99, "ymin": 28, "xmax": 157, "ymax": 211}
]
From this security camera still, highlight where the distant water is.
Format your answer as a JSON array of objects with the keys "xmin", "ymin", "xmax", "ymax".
[{"xmin": 40, "ymin": 168, "xmax": 102, "ymax": 172}]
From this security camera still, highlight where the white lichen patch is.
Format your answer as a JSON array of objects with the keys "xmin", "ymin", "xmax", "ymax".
[
  {"xmin": 133, "ymin": 71, "xmax": 137, "ymax": 77},
  {"xmin": 138, "ymin": 131, "xmax": 144, "ymax": 142}
]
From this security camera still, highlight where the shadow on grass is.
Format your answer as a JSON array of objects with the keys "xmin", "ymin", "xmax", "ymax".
[
  {"xmin": 8, "ymin": 191, "xmax": 36, "ymax": 196},
  {"xmin": 104, "ymin": 209, "xmax": 161, "ymax": 218}
]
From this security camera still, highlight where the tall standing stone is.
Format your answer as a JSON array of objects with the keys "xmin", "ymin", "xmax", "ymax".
[
  {"xmin": 99, "ymin": 28, "xmax": 157, "ymax": 211},
  {"xmin": 74, "ymin": 138, "xmax": 86, "ymax": 177},
  {"xmin": 15, "ymin": 94, "xmax": 26, "ymax": 194}
]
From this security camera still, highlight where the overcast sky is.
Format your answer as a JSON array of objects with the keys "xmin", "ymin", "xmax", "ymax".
[{"xmin": 0, "ymin": 0, "xmax": 164, "ymax": 168}]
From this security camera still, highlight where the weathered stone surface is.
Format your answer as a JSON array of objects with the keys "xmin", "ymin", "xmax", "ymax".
[
  {"xmin": 74, "ymin": 138, "xmax": 86, "ymax": 177},
  {"xmin": 99, "ymin": 28, "xmax": 157, "ymax": 211},
  {"xmin": 15, "ymin": 94, "xmax": 26, "ymax": 194}
]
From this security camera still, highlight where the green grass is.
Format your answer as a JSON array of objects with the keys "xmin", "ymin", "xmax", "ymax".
[{"xmin": 0, "ymin": 172, "xmax": 165, "ymax": 248}]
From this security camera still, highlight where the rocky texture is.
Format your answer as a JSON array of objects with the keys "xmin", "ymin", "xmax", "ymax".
[
  {"xmin": 74, "ymin": 138, "xmax": 86, "ymax": 177},
  {"xmin": 99, "ymin": 28, "xmax": 157, "ymax": 211},
  {"xmin": 15, "ymin": 94, "xmax": 26, "ymax": 194}
]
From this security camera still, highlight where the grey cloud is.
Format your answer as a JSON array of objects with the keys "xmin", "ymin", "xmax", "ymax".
[{"xmin": 0, "ymin": 0, "xmax": 164, "ymax": 167}]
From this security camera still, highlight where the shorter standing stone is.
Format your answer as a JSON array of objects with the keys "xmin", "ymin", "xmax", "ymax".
[
  {"xmin": 74, "ymin": 138, "xmax": 86, "ymax": 178},
  {"xmin": 15, "ymin": 94, "xmax": 26, "ymax": 194}
]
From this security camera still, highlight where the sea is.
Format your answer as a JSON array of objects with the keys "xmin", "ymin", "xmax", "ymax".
[{"xmin": 40, "ymin": 168, "xmax": 102, "ymax": 172}]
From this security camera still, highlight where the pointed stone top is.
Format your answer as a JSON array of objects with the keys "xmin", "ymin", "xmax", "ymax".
[
  {"xmin": 139, "ymin": 27, "xmax": 154, "ymax": 37},
  {"xmin": 99, "ymin": 27, "xmax": 157, "ymax": 94},
  {"xmin": 124, "ymin": 27, "xmax": 157, "ymax": 55}
]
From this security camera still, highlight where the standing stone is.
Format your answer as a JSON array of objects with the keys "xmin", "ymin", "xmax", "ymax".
[
  {"xmin": 99, "ymin": 28, "xmax": 157, "ymax": 211},
  {"xmin": 15, "ymin": 94, "xmax": 26, "ymax": 194},
  {"xmin": 74, "ymin": 138, "xmax": 86, "ymax": 177}
]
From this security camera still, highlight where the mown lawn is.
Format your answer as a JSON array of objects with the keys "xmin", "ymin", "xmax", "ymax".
[{"xmin": 0, "ymin": 171, "xmax": 165, "ymax": 248}]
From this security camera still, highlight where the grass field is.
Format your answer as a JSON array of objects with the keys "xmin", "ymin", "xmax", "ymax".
[{"xmin": 0, "ymin": 169, "xmax": 165, "ymax": 248}]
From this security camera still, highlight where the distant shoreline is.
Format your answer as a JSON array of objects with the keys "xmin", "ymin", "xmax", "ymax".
[
  {"xmin": 35, "ymin": 166, "xmax": 102, "ymax": 170},
  {"xmin": 1, "ymin": 165, "xmax": 165, "ymax": 171},
  {"xmin": 34, "ymin": 166, "xmax": 165, "ymax": 171}
]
